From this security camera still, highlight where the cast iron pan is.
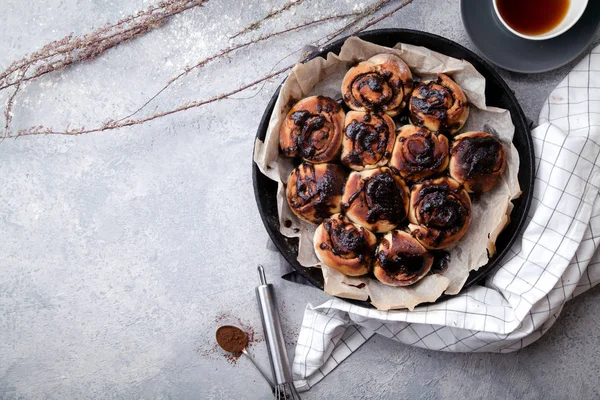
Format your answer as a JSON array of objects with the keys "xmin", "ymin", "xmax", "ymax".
[{"xmin": 252, "ymin": 29, "xmax": 535, "ymax": 307}]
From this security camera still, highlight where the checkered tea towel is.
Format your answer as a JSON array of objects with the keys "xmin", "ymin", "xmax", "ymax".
[{"xmin": 292, "ymin": 45, "xmax": 600, "ymax": 392}]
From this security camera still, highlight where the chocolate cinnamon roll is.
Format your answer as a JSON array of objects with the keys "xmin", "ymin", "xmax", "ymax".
[
  {"xmin": 314, "ymin": 213, "xmax": 378, "ymax": 276},
  {"xmin": 286, "ymin": 163, "xmax": 346, "ymax": 224},
  {"xmin": 279, "ymin": 96, "xmax": 345, "ymax": 163},
  {"xmin": 408, "ymin": 177, "xmax": 471, "ymax": 250},
  {"xmin": 374, "ymin": 230, "xmax": 434, "ymax": 286},
  {"xmin": 341, "ymin": 53, "xmax": 413, "ymax": 117},
  {"xmin": 449, "ymin": 132, "xmax": 506, "ymax": 193},
  {"xmin": 409, "ymin": 73, "xmax": 469, "ymax": 135},
  {"xmin": 342, "ymin": 167, "xmax": 409, "ymax": 233},
  {"xmin": 341, "ymin": 111, "xmax": 396, "ymax": 170},
  {"xmin": 389, "ymin": 125, "xmax": 450, "ymax": 182}
]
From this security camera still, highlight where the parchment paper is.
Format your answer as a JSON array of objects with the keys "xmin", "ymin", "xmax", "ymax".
[{"xmin": 254, "ymin": 37, "xmax": 522, "ymax": 310}]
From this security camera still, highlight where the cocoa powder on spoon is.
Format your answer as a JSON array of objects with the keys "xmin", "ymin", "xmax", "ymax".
[{"xmin": 216, "ymin": 325, "xmax": 248, "ymax": 353}]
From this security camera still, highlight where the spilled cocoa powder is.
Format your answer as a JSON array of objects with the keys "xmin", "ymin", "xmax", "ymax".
[
  {"xmin": 196, "ymin": 311, "xmax": 264, "ymax": 365},
  {"xmin": 277, "ymin": 299, "xmax": 300, "ymax": 347}
]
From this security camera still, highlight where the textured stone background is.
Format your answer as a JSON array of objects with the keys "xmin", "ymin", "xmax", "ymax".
[{"xmin": 0, "ymin": 0, "xmax": 599, "ymax": 399}]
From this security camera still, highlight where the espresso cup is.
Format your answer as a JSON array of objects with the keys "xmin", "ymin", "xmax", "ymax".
[{"xmin": 493, "ymin": 0, "xmax": 588, "ymax": 40}]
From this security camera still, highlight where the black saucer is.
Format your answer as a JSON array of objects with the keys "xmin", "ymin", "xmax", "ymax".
[{"xmin": 461, "ymin": 0, "xmax": 600, "ymax": 73}]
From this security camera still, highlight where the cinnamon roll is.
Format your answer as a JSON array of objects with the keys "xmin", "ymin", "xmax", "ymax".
[
  {"xmin": 286, "ymin": 163, "xmax": 346, "ymax": 224},
  {"xmin": 279, "ymin": 96, "xmax": 345, "ymax": 163},
  {"xmin": 409, "ymin": 73, "xmax": 469, "ymax": 135},
  {"xmin": 374, "ymin": 230, "xmax": 434, "ymax": 286},
  {"xmin": 449, "ymin": 132, "xmax": 506, "ymax": 193},
  {"xmin": 408, "ymin": 177, "xmax": 471, "ymax": 250},
  {"xmin": 341, "ymin": 111, "xmax": 396, "ymax": 170},
  {"xmin": 389, "ymin": 124, "xmax": 450, "ymax": 182},
  {"xmin": 341, "ymin": 53, "xmax": 413, "ymax": 117},
  {"xmin": 342, "ymin": 167, "xmax": 409, "ymax": 233},
  {"xmin": 314, "ymin": 213, "xmax": 378, "ymax": 276}
]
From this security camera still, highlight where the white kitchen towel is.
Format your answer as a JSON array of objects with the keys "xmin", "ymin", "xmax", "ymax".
[{"xmin": 292, "ymin": 45, "xmax": 600, "ymax": 391}]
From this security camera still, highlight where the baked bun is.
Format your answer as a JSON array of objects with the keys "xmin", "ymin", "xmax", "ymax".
[
  {"xmin": 341, "ymin": 111, "xmax": 396, "ymax": 170},
  {"xmin": 374, "ymin": 230, "xmax": 434, "ymax": 286},
  {"xmin": 408, "ymin": 177, "xmax": 471, "ymax": 250},
  {"xmin": 449, "ymin": 132, "xmax": 506, "ymax": 193},
  {"xmin": 342, "ymin": 167, "xmax": 409, "ymax": 233},
  {"xmin": 409, "ymin": 73, "xmax": 469, "ymax": 135},
  {"xmin": 389, "ymin": 124, "xmax": 449, "ymax": 182},
  {"xmin": 314, "ymin": 213, "xmax": 378, "ymax": 276},
  {"xmin": 286, "ymin": 163, "xmax": 346, "ymax": 224},
  {"xmin": 279, "ymin": 96, "xmax": 345, "ymax": 163},
  {"xmin": 341, "ymin": 53, "xmax": 413, "ymax": 117}
]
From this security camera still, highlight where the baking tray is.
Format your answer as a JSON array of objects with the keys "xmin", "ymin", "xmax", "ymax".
[{"xmin": 252, "ymin": 29, "xmax": 535, "ymax": 307}]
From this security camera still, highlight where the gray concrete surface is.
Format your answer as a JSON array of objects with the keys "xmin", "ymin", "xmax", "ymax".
[{"xmin": 0, "ymin": 0, "xmax": 599, "ymax": 399}]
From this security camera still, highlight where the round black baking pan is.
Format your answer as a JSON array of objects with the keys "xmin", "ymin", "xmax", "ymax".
[{"xmin": 252, "ymin": 29, "xmax": 535, "ymax": 307}]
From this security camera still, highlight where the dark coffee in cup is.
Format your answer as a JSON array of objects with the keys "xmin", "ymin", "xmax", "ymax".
[{"xmin": 496, "ymin": 0, "xmax": 570, "ymax": 36}]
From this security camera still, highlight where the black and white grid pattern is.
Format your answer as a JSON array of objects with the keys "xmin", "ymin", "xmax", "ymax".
[{"xmin": 292, "ymin": 46, "xmax": 600, "ymax": 392}]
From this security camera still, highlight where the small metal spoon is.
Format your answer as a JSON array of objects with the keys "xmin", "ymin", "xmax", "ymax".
[{"xmin": 216, "ymin": 325, "xmax": 275, "ymax": 390}]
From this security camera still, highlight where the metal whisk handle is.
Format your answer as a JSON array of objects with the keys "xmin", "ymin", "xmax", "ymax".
[
  {"xmin": 256, "ymin": 265, "xmax": 301, "ymax": 399},
  {"xmin": 256, "ymin": 265, "xmax": 292, "ymax": 384}
]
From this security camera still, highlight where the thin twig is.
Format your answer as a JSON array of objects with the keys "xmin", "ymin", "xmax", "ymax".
[
  {"xmin": 119, "ymin": 10, "xmax": 361, "ymax": 120},
  {"xmin": 231, "ymin": 0, "xmax": 306, "ymax": 39},
  {"xmin": 353, "ymin": 0, "xmax": 414, "ymax": 32},
  {"xmin": 260, "ymin": 0, "xmax": 397, "ymax": 73},
  {"xmin": 4, "ymin": 67, "xmax": 27, "ymax": 136},
  {"xmin": 215, "ymin": 0, "xmax": 417, "ymax": 104},
  {"xmin": 14, "ymin": 65, "xmax": 295, "ymax": 137},
  {"xmin": 322, "ymin": 0, "xmax": 393, "ymax": 43}
]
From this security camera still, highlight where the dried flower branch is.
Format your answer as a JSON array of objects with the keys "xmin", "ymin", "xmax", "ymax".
[
  {"xmin": 0, "ymin": 0, "xmax": 208, "ymax": 92},
  {"xmin": 231, "ymin": 0, "xmax": 305, "ymax": 39},
  {"xmin": 4, "ymin": 0, "xmax": 415, "ymax": 138}
]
